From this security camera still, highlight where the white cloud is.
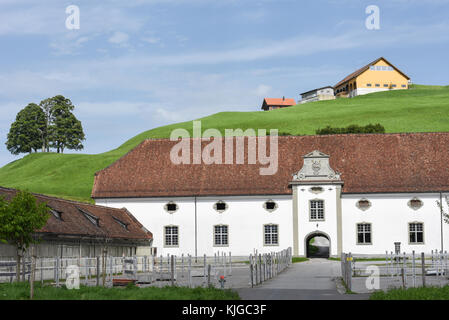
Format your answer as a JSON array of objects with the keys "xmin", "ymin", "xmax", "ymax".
[{"xmin": 108, "ymin": 31, "xmax": 130, "ymax": 46}]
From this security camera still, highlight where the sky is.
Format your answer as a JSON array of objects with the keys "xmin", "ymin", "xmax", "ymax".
[{"xmin": 0, "ymin": 0, "xmax": 448, "ymax": 167}]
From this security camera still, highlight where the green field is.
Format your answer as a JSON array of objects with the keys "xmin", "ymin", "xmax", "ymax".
[
  {"xmin": 0, "ymin": 282, "xmax": 240, "ymax": 300},
  {"xmin": 0, "ymin": 84, "xmax": 448, "ymax": 202}
]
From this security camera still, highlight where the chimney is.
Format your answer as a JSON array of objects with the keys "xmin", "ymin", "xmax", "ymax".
[{"xmin": 283, "ymin": 96, "xmax": 285, "ymax": 101}]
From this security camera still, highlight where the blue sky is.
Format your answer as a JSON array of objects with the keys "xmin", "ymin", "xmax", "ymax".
[{"xmin": 0, "ymin": 0, "xmax": 448, "ymax": 166}]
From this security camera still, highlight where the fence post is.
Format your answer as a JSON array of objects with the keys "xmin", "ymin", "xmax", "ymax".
[
  {"xmin": 171, "ymin": 255, "xmax": 175, "ymax": 286},
  {"xmin": 188, "ymin": 254, "xmax": 192, "ymax": 288},
  {"xmin": 207, "ymin": 264, "xmax": 211, "ymax": 287},
  {"xmin": 203, "ymin": 254, "xmax": 207, "ymax": 285},
  {"xmin": 421, "ymin": 252, "xmax": 426, "ymax": 287},
  {"xmin": 229, "ymin": 252, "xmax": 232, "ymax": 276},
  {"xmin": 40, "ymin": 258, "xmax": 44, "ymax": 285},
  {"xmin": 96, "ymin": 256, "xmax": 100, "ymax": 286},
  {"xmin": 250, "ymin": 261, "xmax": 254, "ymax": 288},
  {"xmin": 55, "ymin": 256, "xmax": 60, "ymax": 287},
  {"xmin": 412, "ymin": 250, "xmax": 416, "ymax": 288}
]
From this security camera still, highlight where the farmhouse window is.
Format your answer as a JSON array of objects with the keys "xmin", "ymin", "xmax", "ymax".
[
  {"xmin": 214, "ymin": 225, "xmax": 228, "ymax": 246},
  {"xmin": 165, "ymin": 226, "xmax": 179, "ymax": 247},
  {"xmin": 264, "ymin": 224, "xmax": 279, "ymax": 246},
  {"xmin": 310, "ymin": 200, "xmax": 324, "ymax": 221},
  {"xmin": 409, "ymin": 223, "xmax": 424, "ymax": 244},
  {"xmin": 357, "ymin": 223, "xmax": 372, "ymax": 244},
  {"xmin": 367, "ymin": 83, "xmax": 372, "ymax": 87}
]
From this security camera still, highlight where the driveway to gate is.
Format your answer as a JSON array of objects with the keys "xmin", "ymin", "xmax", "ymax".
[{"xmin": 235, "ymin": 258, "xmax": 370, "ymax": 300}]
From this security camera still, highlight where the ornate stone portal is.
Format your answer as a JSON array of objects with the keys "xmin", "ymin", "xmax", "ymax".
[{"xmin": 292, "ymin": 150, "xmax": 342, "ymax": 183}]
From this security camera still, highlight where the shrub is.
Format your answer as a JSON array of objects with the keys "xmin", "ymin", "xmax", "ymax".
[{"xmin": 316, "ymin": 123, "xmax": 385, "ymax": 135}]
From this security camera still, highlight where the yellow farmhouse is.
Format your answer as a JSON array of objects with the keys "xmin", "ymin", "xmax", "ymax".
[{"xmin": 334, "ymin": 57, "xmax": 410, "ymax": 98}]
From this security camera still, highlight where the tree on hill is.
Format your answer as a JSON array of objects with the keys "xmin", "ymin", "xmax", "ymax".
[
  {"xmin": 0, "ymin": 190, "xmax": 50, "ymax": 281},
  {"xmin": 46, "ymin": 98, "xmax": 85, "ymax": 153},
  {"xmin": 6, "ymin": 95, "xmax": 85, "ymax": 154},
  {"xmin": 6, "ymin": 103, "xmax": 46, "ymax": 155}
]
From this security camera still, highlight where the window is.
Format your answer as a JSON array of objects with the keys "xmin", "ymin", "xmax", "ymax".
[
  {"xmin": 164, "ymin": 202, "xmax": 178, "ymax": 214},
  {"xmin": 356, "ymin": 199, "xmax": 371, "ymax": 211},
  {"xmin": 263, "ymin": 200, "xmax": 278, "ymax": 212},
  {"xmin": 367, "ymin": 83, "xmax": 372, "ymax": 87},
  {"xmin": 113, "ymin": 216, "xmax": 128, "ymax": 230},
  {"xmin": 408, "ymin": 198, "xmax": 423, "ymax": 210},
  {"xmin": 357, "ymin": 223, "xmax": 372, "ymax": 244},
  {"xmin": 49, "ymin": 207, "xmax": 62, "ymax": 220},
  {"xmin": 310, "ymin": 200, "xmax": 324, "ymax": 221},
  {"xmin": 78, "ymin": 207, "xmax": 99, "ymax": 227},
  {"xmin": 392, "ymin": 84, "xmax": 397, "ymax": 88},
  {"xmin": 375, "ymin": 84, "xmax": 380, "ymax": 87},
  {"xmin": 401, "ymin": 84, "xmax": 407, "ymax": 88},
  {"xmin": 214, "ymin": 225, "xmax": 228, "ymax": 246},
  {"xmin": 164, "ymin": 226, "xmax": 179, "ymax": 247},
  {"xmin": 383, "ymin": 84, "xmax": 389, "ymax": 87},
  {"xmin": 264, "ymin": 224, "xmax": 279, "ymax": 246},
  {"xmin": 409, "ymin": 223, "xmax": 424, "ymax": 244},
  {"xmin": 213, "ymin": 200, "xmax": 228, "ymax": 213}
]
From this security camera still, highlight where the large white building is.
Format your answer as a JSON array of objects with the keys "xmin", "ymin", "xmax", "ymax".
[{"xmin": 92, "ymin": 133, "xmax": 449, "ymax": 257}]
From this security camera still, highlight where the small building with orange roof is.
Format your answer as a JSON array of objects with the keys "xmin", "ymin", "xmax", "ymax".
[{"xmin": 261, "ymin": 97, "xmax": 296, "ymax": 111}]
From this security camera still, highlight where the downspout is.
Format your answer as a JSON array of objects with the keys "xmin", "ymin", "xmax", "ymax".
[
  {"xmin": 195, "ymin": 196, "xmax": 198, "ymax": 262},
  {"xmin": 440, "ymin": 192, "xmax": 444, "ymax": 252}
]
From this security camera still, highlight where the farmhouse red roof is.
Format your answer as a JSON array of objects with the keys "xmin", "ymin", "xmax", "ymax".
[
  {"xmin": 91, "ymin": 132, "xmax": 449, "ymax": 198},
  {"xmin": 0, "ymin": 187, "xmax": 152, "ymax": 241},
  {"xmin": 263, "ymin": 98, "xmax": 296, "ymax": 106}
]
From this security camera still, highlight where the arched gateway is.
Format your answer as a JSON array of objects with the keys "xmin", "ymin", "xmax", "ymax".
[{"xmin": 305, "ymin": 231, "xmax": 331, "ymax": 258}]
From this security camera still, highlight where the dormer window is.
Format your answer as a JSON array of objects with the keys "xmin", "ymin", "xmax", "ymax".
[
  {"xmin": 164, "ymin": 202, "xmax": 179, "ymax": 214},
  {"xmin": 78, "ymin": 207, "xmax": 99, "ymax": 227},
  {"xmin": 113, "ymin": 216, "xmax": 128, "ymax": 230},
  {"xmin": 356, "ymin": 199, "xmax": 371, "ymax": 211},
  {"xmin": 213, "ymin": 201, "xmax": 228, "ymax": 213},
  {"xmin": 263, "ymin": 200, "xmax": 278, "ymax": 213},
  {"xmin": 408, "ymin": 198, "xmax": 423, "ymax": 210},
  {"xmin": 49, "ymin": 207, "xmax": 62, "ymax": 220}
]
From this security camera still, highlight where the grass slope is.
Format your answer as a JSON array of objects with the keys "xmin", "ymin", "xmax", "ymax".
[{"xmin": 0, "ymin": 84, "xmax": 448, "ymax": 202}]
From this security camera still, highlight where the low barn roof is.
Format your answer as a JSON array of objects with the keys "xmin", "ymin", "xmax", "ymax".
[
  {"xmin": 91, "ymin": 132, "xmax": 449, "ymax": 198},
  {"xmin": 263, "ymin": 98, "xmax": 296, "ymax": 106},
  {"xmin": 0, "ymin": 187, "xmax": 152, "ymax": 242}
]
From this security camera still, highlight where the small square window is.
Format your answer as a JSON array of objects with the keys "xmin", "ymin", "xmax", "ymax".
[
  {"xmin": 375, "ymin": 84, "xmax": 380, "ymax": 87},
  {"xmin": 367, "ymin": 84, "xmax": 372, "ymax": 87}
]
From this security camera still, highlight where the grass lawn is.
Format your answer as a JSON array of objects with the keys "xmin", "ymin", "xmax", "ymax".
[
  {"xmin": 0, "ymin": 282, "xmax": 240, "ymax": 300},
  {"xmin": 370, "ymin": 286, "xmax": 449, "ymax": 300},
  {"xmin": 0, "ymin": 84, "xmax": 448, "ymax": 202},
  {"xmin": 292, "ymin": 257, "xmax": 309, "ymax": 263},
  {"xmin": 328, "ymin": 257, "xmax": 388, "ymax": 262}
]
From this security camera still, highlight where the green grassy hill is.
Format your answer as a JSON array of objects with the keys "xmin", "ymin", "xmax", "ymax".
[{"xmin": 0, "ymin": 84, "xmax": 448, "ymax": 202}]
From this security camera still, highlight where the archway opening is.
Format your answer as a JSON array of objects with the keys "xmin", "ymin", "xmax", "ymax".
[{"xmin": 306, "ymin": 233, "xmax": 330, "ymax": 258}]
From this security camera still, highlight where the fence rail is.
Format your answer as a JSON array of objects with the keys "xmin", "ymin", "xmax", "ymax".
[
  {"xmin": 342, "ymin": 250, "xmax": 449, "ymax": 291},
  {"xmin": 249, "ymin": 247, "xmax": 292, "ymax": 287},
  {"xmin": 0, "ymin": 248, "xmax": 293, "ymax": 289}
]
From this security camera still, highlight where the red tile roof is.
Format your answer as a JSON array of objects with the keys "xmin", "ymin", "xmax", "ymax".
[
  {"xmin": 0, "ymin": 187, "xmax": 152, "ymax": 242},
  {"xmin": 263, "ymin": 98, "xmax": 296, "ymax": 106},
  {"xmin": 92, "ymin": 132, "xmax": 449, "ymax": 198},
  {"xmin": 334, "ymin": 57, "xmax": 410, "ymax": 89}
]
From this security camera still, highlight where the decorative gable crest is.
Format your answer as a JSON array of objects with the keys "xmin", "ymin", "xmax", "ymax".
[{"xmin": 292, "ymin": 150, "xmax": 342, "ymax": 183}]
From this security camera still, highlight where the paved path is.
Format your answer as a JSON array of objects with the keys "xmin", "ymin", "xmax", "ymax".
[{"xmin": 236, "ymin": 258, "xmax": 370, "ymax": 300}]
